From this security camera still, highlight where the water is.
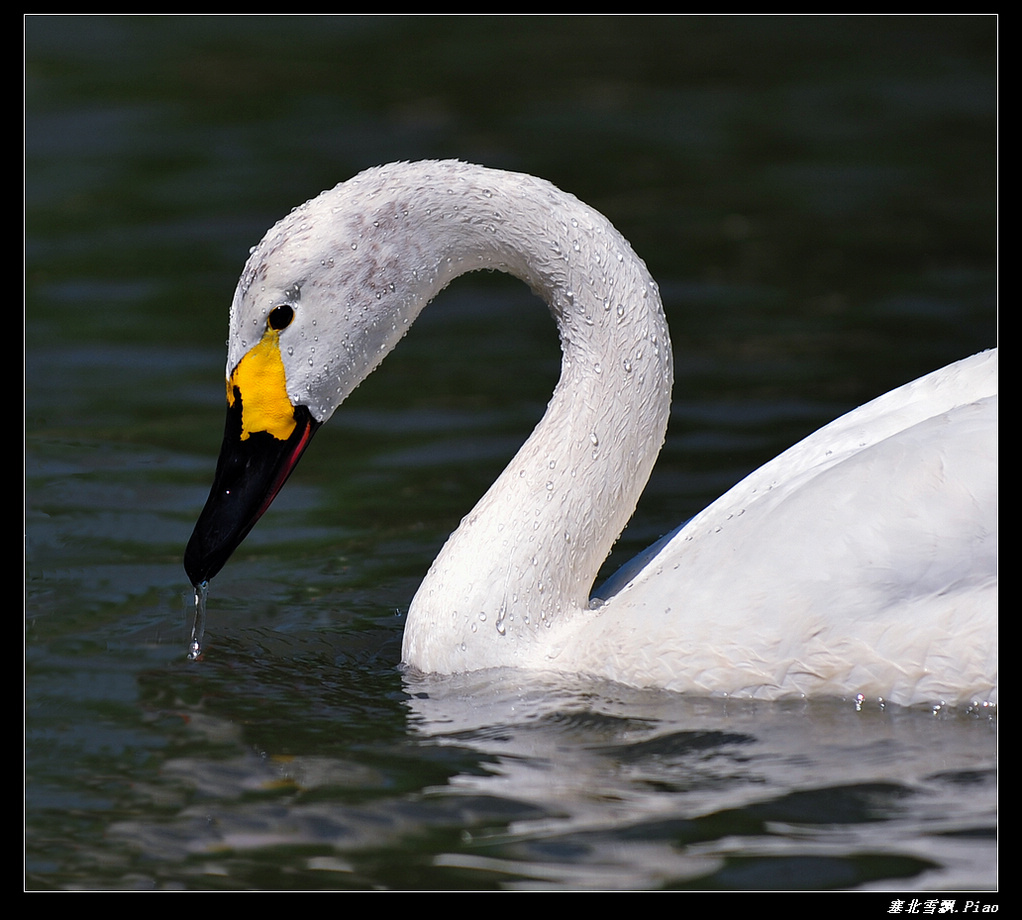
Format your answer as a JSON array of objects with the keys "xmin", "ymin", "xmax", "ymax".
[
  {"xmin": 26, "ymin": 16, "xmax": 997, "ymax": 893},
  {"xmin": 188, "ymin": 582, "xmax": 208, "ymax": 660}
]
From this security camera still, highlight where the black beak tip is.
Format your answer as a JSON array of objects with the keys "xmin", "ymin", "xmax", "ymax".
[
  {"xmin": 183, "ymin": 404, "xmax": 320, "ymax": 590},
  {"xmin": 183, "ymin": 536, "xmax": 218, "ymax": 588}
]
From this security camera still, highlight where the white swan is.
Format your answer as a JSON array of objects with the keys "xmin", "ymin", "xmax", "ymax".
[{"xmin": 185, "ymin": 160, "xmax": 997, "ymax": 707}]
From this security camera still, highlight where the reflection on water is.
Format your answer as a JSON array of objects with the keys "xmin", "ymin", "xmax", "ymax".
[
  {"xmin": 403, "ymin": 672, "xmax": 995, "ymax": 891},
  {"xmin": 92, "ymin": 654, "xmax": 995, "ymax": 891}
]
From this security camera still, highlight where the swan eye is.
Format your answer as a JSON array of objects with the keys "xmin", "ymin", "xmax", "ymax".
[{"xmin": 268, "ymin": 304, "xmax": 294, "ymax": 330}]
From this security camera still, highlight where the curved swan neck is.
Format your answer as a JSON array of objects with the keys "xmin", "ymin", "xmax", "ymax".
[
  {"xmin": 230, "ymin": 161, "xmax": 673, "ymax": 671},
  {"xmin": 285, "ymin": 161, "xmax": 672, "ymax": 671}
]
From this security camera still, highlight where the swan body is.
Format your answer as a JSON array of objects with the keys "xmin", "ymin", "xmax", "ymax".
[{"xmin": 185, "ymin": 160, "xmax": 997, "ymax": 707}]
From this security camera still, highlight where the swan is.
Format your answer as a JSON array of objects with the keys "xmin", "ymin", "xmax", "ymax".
[{"xmin": 184, "ymin": 160, "xmax": 997, "ymax": 707}]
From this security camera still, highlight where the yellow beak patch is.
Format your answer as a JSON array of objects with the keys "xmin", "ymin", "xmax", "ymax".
[{"xmin": 227, "ymin": 328, "xmax": 297, "ymax": 442}]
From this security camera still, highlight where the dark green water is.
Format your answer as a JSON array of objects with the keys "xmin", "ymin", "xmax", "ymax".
[{"xmin": 26, "ymin": 16, "xmax": 996, "ymax": 892}]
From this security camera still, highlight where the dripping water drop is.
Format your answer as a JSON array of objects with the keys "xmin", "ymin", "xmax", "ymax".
[{"xmin": 188, "ymin": 581, "xmax": 208, "ymax": 660}]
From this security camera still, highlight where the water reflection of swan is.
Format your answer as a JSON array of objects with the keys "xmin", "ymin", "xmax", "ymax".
[
  {"xmin": 399, "ymin": 670, "xmax": 995, "ymax": 889},
  {"xmin": 185, "ymin": 160, "xmax": 996, "ymax": 707}
]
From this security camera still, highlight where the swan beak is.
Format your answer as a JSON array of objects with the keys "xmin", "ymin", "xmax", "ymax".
[{"xmin": 184, "ymin": 339, "xmax": 320, "ymax": 586}]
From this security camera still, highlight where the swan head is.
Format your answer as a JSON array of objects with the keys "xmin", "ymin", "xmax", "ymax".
[
  {"xmin": 184, "ymin": 170, "xmax": 436, "ymax": 586},
  {"xmin": 182, "ymin": 263, "xmax": 324, "ymax": 587}
]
